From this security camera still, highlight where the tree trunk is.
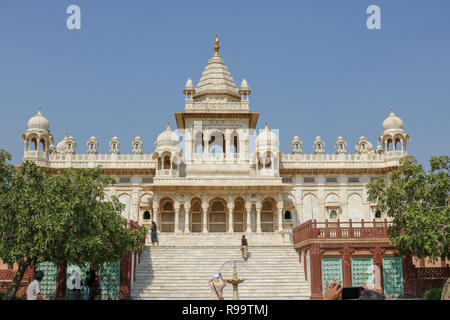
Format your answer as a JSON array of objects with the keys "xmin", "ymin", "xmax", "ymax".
[{"xmin": 5, "ymin": 261, "xmax": 29, "ymax": 300}]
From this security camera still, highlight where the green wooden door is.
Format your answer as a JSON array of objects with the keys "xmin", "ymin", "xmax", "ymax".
[
  {"xmin": 382, "ymin": 257, "xmax": 404, "ymax": 297},
  {"xmin": 36, "ymin": 262, "xmax": 57, "ymax": 299},
  {"xmin": 321, "ymin": 258, "xmax": 343, "ymax": 295},
  {"xmin": 351, "ymin": 258, "xmax": 374, "ymax": 287},
  {"xmin": 100, "ymin": 261, "xmax": 120, "ymax": 300}
]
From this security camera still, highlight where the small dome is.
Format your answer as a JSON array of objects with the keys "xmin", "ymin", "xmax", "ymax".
[
  {"xmin": 185, "ymin": 78, "xmax": 194, "ymax": 89},
  {"xmin": 256, "ymin": 123, "xmax": 279, "ymax": 149},
  {"xmin": 56, "ymin": 134, "xmax": 68, "ymax": 153},
  {"xmin": 240, "ymin": 78, "xmax": 249, "ymax": 90},
  {"xmin": 382, "ymin": 108, "xmax": 404, "ymax": 131},
  {"xmin": 156, "ymin": 123, "xmax": 180, "ymax": 147},
  {"xmin": 28, "ymin": 107, "xmax": 50, "ymax": 131}
]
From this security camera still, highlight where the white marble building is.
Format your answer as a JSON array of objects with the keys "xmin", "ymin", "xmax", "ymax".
[{"xmin": 21, "ymin": 37, "xmax": 410, "ymax": 243}]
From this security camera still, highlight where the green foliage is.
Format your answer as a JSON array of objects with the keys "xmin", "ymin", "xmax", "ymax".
[
  {"xmin": 0, "ymin": 292, "xmax": 23, "ymax": 300},
  {"xmin": 367, "ymin": 156, "xmax": 450, "ymax": 261},
  {"xmin": 422, "ymin": 288, "xmax": 443, "ymax": 300},
  {"xmin": 0, "ymin": 150, "xmax": 147, "ymax": 297}
]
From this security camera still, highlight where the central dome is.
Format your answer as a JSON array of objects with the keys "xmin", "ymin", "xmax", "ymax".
[{"xmin": 193, "ymin": 37, "xmax": 240, "ymax": 101}]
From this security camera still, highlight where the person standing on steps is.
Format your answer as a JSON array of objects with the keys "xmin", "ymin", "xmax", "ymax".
[
  {"xmin": 151, "ymin": 221, "xmax": 158, "ymax": 246},
  {"xmin": 241, "ymin": 235, "xmax": 248, "ymax": 260},
  {"xmin": 209, "ymin": 273, "xmax": 227, "ymax": 300}
]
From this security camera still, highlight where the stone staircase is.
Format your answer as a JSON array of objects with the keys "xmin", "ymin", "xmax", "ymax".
[{"xmin": 131, "ymin": 241, "xmax": 310, "ymax": 300}]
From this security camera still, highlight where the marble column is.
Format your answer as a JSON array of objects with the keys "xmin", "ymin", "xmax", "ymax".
[
  {"xmin": 184, "ymin": 203, "xmax": 190, "ymax": 233},
  {"xmin": 204, "ymin": 131, "xmax": 210, "ymax": 161},
  {"xmin": 227, "ymin": 202, "xmax": 234, "ymax": 233},
  {"xmin": 245, "ymin": 202, "xmax": 252, "ymax": 232},
  {"xmin": 256, "ymin": 203, "xmax": 262, "ymax": 233},
  {"xmin": 277, "ymin": 202, "xmax": 284, "ymax": 232},
  {"xmin": 174, "ymin": 202, "xmax": 180, "ymax": 233},
  {"xmin": 225, "ymin": 131, "xmax": 231, "ymax": 161},
  {"xmin": 201, "ymin": 201, "xmax": 208, "ymax": 233}
]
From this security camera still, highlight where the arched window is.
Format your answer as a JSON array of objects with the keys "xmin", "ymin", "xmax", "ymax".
[
  {"xmin": 161, "ymin": 200, "xmax": 175, "ymax": 232},
  {"xmin": 330, "ymin": 210, "xmax": 337, "ymax": 220},
  {"xmin": 163, "ymin": 155, "xmax": 171, "ymax": 169},
  {"xmin": 143, "ymin": 211, "xmax": 151, "ymax": 220},
  {"xmin": 209, "ymin": 200, "xmax": 227, "ymax": 232},
  {"xmin": 284, "ymin": 211, "xmax": 292, "ymax": 220},
  {"xmin": 191, "ymin": 200, "xmax": 202, "ymax": 232},
  {"xmin": 39, "ymin": 138, "xmax": 46, "ymax": 152},
  {"xmin": 209, "ymin": 131, "xmax": 224, "ymax": 154},
  {"xmin": 261, "ymin": 200, "xmax": 274, "ymax": 232},
  {"xmin": 230, "ymin": 132, "xmax": 239, "ymax": 153},
  {"xmin": 375, "ymin": 209, "xmax": 382, "ymax": 219},
  {"xmin": 31, "ymin": 137, "xmax": 38, "ymax": 151}
]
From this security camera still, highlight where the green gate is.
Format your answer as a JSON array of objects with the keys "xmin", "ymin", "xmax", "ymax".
[
  {"xmin": 66, "ymin": 263, "xmax": 90, "ymax": 300},
  {"xmin": 382, "ymin": 257, "xmax": 404, "ymax": 297},
  {"xmin": 321, "ymin": 258, "xmax": 343, "ymax": 295},
  {"xmin": 36, "ymin": 262, "xmax": 57, "ymax": 299},
  {"xmin": 100, "ymin": 261, "xmax": 120, "ymax": 300},
  {"xmin": 351, "ymin": 258, "xmax": 374, "ymax": 287}
]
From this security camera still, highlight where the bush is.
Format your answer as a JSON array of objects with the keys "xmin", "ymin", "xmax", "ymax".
[{"xmin": 422, "ymin": 288, "xmax": 443, "ymax": 300}]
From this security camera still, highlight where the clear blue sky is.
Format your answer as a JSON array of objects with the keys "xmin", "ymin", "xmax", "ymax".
[{"xmin": 1, "ymin": 0, "xmax": 449, "ymax": 168}]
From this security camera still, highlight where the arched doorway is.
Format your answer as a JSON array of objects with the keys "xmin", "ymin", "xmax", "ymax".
[
  {"xmin": 233, "ymin": 198, "xmax": 245, "ymax": 232},
  {"xmin": 261, "ymin": 199, "xmax": 274, "ymax": 232},
  {"xmin": 160, "ymin": 199, "xmax": 175, "ymax": 232},
  {"xmin": 190, "ymin": 199, "xmax": 202, "ymax": 232},
  {"xmin": 208, "ymin": 199, "xmax": 227, "ymax": 232}
]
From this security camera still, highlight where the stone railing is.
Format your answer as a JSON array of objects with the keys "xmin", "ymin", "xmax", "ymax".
[
  {"xmin": 184, "ymin": 101, "xmax": 250, "ymax": 113},
  {"xmin": 280, "ymin": 151, "xmax": 406, "ymax": 170},
  {"xmin": 45, "ymin": 153, "xmax": 155, "ymax": 169},
  {"xmin": 24, "ymin": 150, "xmax": 48, "ymax": 159},
  {"xmin": 156, "ymin": 169, "xmax": 178, "ymax": 177},
  {"xmin": 292, "ymin": 219, "xmax": 392, "ymax": 244}
]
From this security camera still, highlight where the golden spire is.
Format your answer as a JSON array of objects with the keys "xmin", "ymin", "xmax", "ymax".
[{"xmin": 214, "ymin": 35, "xmax": 220, "ymax": 53}]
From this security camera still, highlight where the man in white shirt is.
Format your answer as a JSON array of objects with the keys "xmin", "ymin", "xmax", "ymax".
[{"xmin": 26, "ymin": 271, "xmax": 44, "ymax": 300}]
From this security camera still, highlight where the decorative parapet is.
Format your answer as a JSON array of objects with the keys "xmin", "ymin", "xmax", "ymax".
[
  {"xmin": 280, "ymin": 151, "xmax": 406, "ymax": 171},
  {"xmin": 45, "ymin": 153, "xmax": 155, "ymax": 169},
  {"xmin": 184, "ymin": 101, "xmax": 249, "ymax": 113}
]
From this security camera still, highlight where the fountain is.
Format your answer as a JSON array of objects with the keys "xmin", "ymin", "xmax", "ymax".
[{"xmin": 225, "ymin": 261, "xmax": 245, "ymax": 300}]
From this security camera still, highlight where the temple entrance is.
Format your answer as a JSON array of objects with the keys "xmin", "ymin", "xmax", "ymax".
[
  {"xmin": 261, "ymin": 200, "xmax": 274, "ymax": 232},
  {"xmin": 190, "ymin": 200, "xmax": 202, "ymax": 232},
  {"xmin": 208, "ymin": 199, "xmax": 227, "ymax": 232},
  {"xmin": 160, "ymin": 200, "xmax": 175, "ymax": 232}
]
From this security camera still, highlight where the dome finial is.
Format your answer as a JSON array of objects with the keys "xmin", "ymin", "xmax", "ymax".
[
  {"xmin": 214, "ymin": 35, "xmax": 220, "ymax": 54},
  {"xmin": 167, "ymin": 122, "xmax": 171, "ymax": 131},
  {"xmin": 38, "ymin": 106, "xmax": 42, "ymax": 114},
  {"xmin": 265, "ymin": 122, "xmax": 268, "ymax": 130},
  {"xmin": 390, "ymin": 106, "xmax": 393, "ymax": 113}
]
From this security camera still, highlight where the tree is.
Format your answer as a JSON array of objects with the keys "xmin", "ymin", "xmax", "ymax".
[
  {"xmin": 0, "ymin": 152, "xmax": 147, "ymax": 299},
  {"xmin": 367, "ymin": 155, "xmax": 449, "ymax": 261}
]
